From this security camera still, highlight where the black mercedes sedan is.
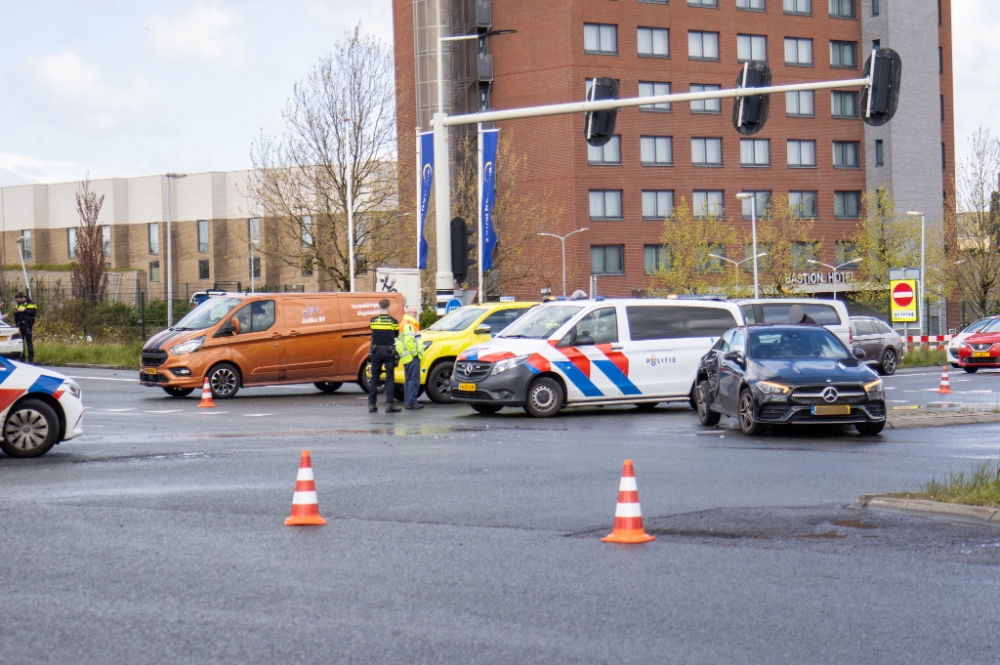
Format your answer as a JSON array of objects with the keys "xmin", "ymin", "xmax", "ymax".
[{"xmin": 693, "ymin": 324, "xmax": 887, "ymax": 436}]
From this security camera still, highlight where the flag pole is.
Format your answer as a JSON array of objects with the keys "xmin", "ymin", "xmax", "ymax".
[
  {"xmin": 416, "ymin": 127, "xmax": 421, "ymax": 279},
  {"xmin": 477, "ymin": 122, "xmax": 484, "ymax": 304}
]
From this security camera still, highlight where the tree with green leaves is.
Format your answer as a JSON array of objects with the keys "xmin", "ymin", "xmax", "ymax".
[
  {"xmin": 649, "ymin": 197, "xmax": 736, "ymax": 296},
  {"xmin": 755, "ymin": 194, "xmax": 820, "ymax": 297}
]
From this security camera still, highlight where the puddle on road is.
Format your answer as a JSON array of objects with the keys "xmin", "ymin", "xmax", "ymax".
[{"xmin": 831, "ymin": 519, "xmax": 877, "ymax": 530}]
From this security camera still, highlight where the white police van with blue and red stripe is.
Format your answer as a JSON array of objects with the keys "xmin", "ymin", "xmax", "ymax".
[
  {"xmin": 0, "ymin": 359, "xmax": 84, "ymax": 457},
  {"xmin": 450, "ymin": 298, "xmax": 742, "ymax": 417}
]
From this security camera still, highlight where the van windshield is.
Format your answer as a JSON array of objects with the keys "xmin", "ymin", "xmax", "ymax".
[
  {"xmin": 498, "ymin": 305, "xmax": 583, "ymax": 339},
  {"xmin": 173, "ymin": 297, "xmax": 243, "ymax": 331},
  {"xmin": 428, "ymin": 307, "xmax": 488, "ymax": 332}
]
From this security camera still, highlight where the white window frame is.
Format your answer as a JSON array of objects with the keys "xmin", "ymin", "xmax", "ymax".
[
  {"xmin": 688, "ymin": 31, "xmax": 720, "ymax": 60},
  {"xmin": 637, "ymin": 27, "xmax": 670, "ymax": 58}
]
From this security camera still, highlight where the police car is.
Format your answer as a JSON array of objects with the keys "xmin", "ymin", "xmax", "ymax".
[{"xmin": 0, "ymin": 359, "xmax": 84, "ymax": 457}]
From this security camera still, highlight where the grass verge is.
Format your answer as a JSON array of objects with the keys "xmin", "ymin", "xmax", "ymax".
[
  {"xmin": 36, "ymin": 341, "xmax": 142, "ymax": 368},
  {"xmin": 899, "ymin": 348, "xmax": 947, "ymax": 368},
  {"xmin": 892, "ymin": 460, "xmax": 1000, "ymax": 508}
]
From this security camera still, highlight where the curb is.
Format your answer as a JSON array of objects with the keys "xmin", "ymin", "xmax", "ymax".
[
  {"xmin": 886, "ymin": 412, "xmax": 1000, "ymax": 429},
  {"xmin": 855, "ymin": 494, "xmax": 1000, "ymax": 525}
]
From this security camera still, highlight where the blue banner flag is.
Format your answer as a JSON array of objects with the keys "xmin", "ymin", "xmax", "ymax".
[
  {"xmin": 418, "ymin": 131, "xmax": 434, "ymax": 269},
  {"xmin": 480, "ymin": 128, "xmax": 499, "ymax": 272}
]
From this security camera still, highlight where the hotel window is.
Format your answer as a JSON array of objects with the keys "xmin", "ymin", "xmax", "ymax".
[
  {"xmin": 787, "ymin": 140, "xmax": 816, "ymax": 167},
  {"xmin": 584, "ymin": 23, "xmax": 618, "ymax": 55},
  {"xmin": 741, "ymin": 191, "xmax": 771, "ymax": 218},
  {"xmin": 642, "ymin": 191, "xmax": 675, "ymax": 219},
  {"xmin": 637, "ymin": 27, "xmax": 669, "ymax": 57},
  {"xmin": 149, "ymin": 261, "xmax": 160, "ymax": 282},
  {"xmin": 638, "ymin": 81, "xmax": 671, "ymax": 111},
  {"xmin": 836, "ymin": 241, "xmax": 859, "ymax": 265},
  {"xmin": 588, "ymin": 136, "xmax": 622, "ymax": 164},
  {"xmin": 644, "ymin": 245, "xmax": 670, "ymax": 274},
  {"xmin": 688, "ymin": 31, "xmax": 720, "ymax": 60},
  {"xmin": 692, "ymin": 138, "xmax": 722, "ymax": 166},
  {"xmin": 831, "ymin": 91, "xmax": 858, "ymax": 118},
  {"xmin": 740, "ymin": 139, "xmax": 770, "ymax": 167},
  {"xmin": 831, "ymin": 41, "xmax": 857, "ymax": 68},
  {"xmin": 148, "ymin": 222, "xmax": 159, "ymax": 254},
  {"xmin": 301, "ymin": 215, "xmax": 314, "ymax": 247},
  {"xmin": 591, "ymin": 245, "xmax": 625, "ymax": 275},
  {"xmin": 693, "ymin": 191, "xmax": 724, "ymax": 218},
  {"xmin": 690, "ymin": 84, "xmax": 721, "ymax": 113},
  {"xmin": 101, "ymin": 225, "xmax": 111, "ymax": 256},
  {"xmin": 940, "ymin": 95, "xmax": 945, "ymax": 122},
  {"xmin": 791, "ymin": 242, "xmax": 819, "ymax": 270},
  {"xmin": 638, "ymin": 0, "xmax": 668, "ymax": 4},
  {"xmin": 640, "ymin": 136, "xmax": 673, "ymax": 166},
  {"xmin": 784, "ymin": 0, "xmax": 811, "ymax": 13},
  {"xmin": 834, "ymin": 191, "xmax": 861, "ymax": 218},
  {"xmin": 250, "ymin": 256, "xmax": 261, "ymax": 279},
  {"xmin": 872, "ymin": 0, "xmax": 880, "ymax": 15},
  {"xmin": 942, "ymin": 143, "xmax": 946, "ymax": 170},
  {"xmin": 789, "ymin": 191, "xmax": 818, "ymax": 218},
  {"xmin": 737, "ymin": 0, "xmax": 765, "ymax": 9},
  {"xmin": 786, "ymin": 90, "xmax": 814, "ymax": 116},
  {"xmin": 697, "ymin": 245, "xmax": 726, "ymax": 273},
  {"xmin": 198, "ymin": 260, "xmax": 210, "ymax": 280},
  {"xmin": 875, "ymin": 140, "xmax": 884, "ymax": 166},
  {"xmin": 833, "ymin": 141, "xmax": 860, "ymax": 168},
  {"xmin": 589, "ymin": 190, "xmax": 623, "ymax": 219},
  {"xmin": 688, "ymin": 0, "xmax": 718, "ymax": 6},
  {"xmin": 20, "ymin": 230, "xmax": 31, "ymax": 260},
  {"xmin": 67, "ymin": 228, "xmax": 77, "ymax": 259},
  {"xmin": 784, "ymin": 38, "xmax": 813, "ymax": 66},
  {"xmin": 737, "ymin": 34, "xmax": 767, "ymax": 62},
  {"xmin": 829, "ymin": 0, "xmax": 855, "ymax": 18},
  {"xmin": 198, "ymin": 220, "xmax": 209, "ymax": 253},
  {"xmin": 301, "ymin": 258, "xmax": 314, "ymax": 277}
]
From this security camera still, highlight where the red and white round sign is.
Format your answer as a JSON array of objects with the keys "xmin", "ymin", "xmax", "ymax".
[{"xmin": 892, "ymin": 281, "xmax": 914, "ymax": 308}]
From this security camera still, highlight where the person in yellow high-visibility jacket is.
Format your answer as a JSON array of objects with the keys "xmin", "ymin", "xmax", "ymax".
[{"xmin": 395, "ymin": 306, "xmax": 425, "ymax": 410}]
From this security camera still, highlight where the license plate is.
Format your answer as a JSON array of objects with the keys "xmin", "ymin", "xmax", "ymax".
[
  {"xmin": 972, "ymin": 351, "xmax": 991, "ymax": 358},
  {"xmin": 0, "ymin": 337, "xmax": 8, "ymax": 342},
  {"xmin": 812, "ymin": 405, "xmax": 850, "ymax": 416},
  {"xmin": 458, "ymin": 382, "xmax": 476, "ymax": 392},
  {"xmin": 143, "ymin": 367, "xmax": 157, "ymax": 376}
]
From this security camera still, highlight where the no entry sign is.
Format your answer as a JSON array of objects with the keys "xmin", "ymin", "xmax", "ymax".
[{"xmin": 890, "ymin": 279, "xmax": 918, "ymax": 322}]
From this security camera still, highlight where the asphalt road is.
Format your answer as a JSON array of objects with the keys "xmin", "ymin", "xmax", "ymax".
[
  {"xmin": 882, "ymin": 365, "xmax": 1000, "ymax": 411},
  {"xmin": 3, "ymin": 368, "xmax": 1000, "ymax": 664}
]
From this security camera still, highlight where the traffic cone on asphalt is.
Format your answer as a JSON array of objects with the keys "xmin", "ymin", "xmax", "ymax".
[
  {"xmin": 601, "ymin": 459, "xmax": 655, "ymax": 544},
  {"xmin": 285, "ymin": 450, "xmax": 327, "ymax": 526},
  {"xmin": 937, "ymin": 365, "xmax": 952, "ymax": 394},
  {"xmin": 198, "ymin": 377, "xmax": 216, "ymax": 408}
]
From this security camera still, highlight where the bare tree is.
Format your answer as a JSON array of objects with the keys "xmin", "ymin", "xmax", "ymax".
[
  {"xmin": 71, "ymin": 175, "xmax": 107, "ymax": 302},
  {"xmin": 246, "ymin": 26, "xmax": 400, "ymax": 291},
  {"xmin": 953, "ymin": 126, "xmax": 1000, "ymax": 318}
]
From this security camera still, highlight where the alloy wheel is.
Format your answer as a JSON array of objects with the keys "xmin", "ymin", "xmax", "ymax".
[
  {"xmin": 738, "ymin": 392, "xmax": 755, "ymax": 431},
  {"xmin": 4, "ymin": 408, "xmax": 50, "ymax": 452},
  {"xmin": 211, "ymin": 368, "xmax": 238, "ymax": 397}
]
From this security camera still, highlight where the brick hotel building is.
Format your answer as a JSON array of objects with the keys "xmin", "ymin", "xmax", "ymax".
[{"xmin": 394, "ymin": 0, "xmax": 956, "ymax": 330}]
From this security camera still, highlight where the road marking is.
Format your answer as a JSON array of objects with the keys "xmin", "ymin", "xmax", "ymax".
[
  {"xmin": 244, "ymin": 414, "xmax": 274, "ymax": 417},
  {"xmin": 145, "ymin": 409, "xmax": 183, "ymax": 413},
  {"xmin": 883, "ymin": 386, "xmax": 896, "ymax": 390},
  {"xmin": 195, "ymin": 411, "xmax": 228, "ymax": 415},
  {"xmin": 962, "ymin": 390, "xmax": 994, "ymax": 394},
  {"xmin": 66, "ymin": 375, "xmax": 136, "ymax": 382},
  {"xmin": 887, "ymin": 400, "xmax": 910, "ymax": 403},
  {"xmin": 103, "ymin": 408, "xmax": 136, "ymax": 412}
]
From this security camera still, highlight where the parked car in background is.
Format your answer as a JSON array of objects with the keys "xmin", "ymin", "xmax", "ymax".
[
  {"xmin": 849, "ymin": 316, "xmax": 904, "ymax": 375},
  {"xmin": 947, "ymin": 316, "xmax": 998, "ymax": 368},
  {"xmin": 0, "ymin": 323, "xmax": 24, "ymax": 359},
  {"xmin": 734, "ymin": 299, "xmax": 852, "ymax": 347},
  {"xmin": 956, "ymin": 317, "xmax": 1000, "ymax": 373}
]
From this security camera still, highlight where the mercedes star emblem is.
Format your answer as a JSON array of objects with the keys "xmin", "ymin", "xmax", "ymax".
[{"xmin": 821, "ymin": 387, "xmax": 839, "ymax": 403}]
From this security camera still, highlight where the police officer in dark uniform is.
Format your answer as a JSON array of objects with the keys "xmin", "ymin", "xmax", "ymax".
[
  {"xmin": 368, "ymin": 299, "xmax": 401, "ymax": 413},
  {"xmin": 14, "ymin": 292, "xmax": 37, "ymax": 364}
]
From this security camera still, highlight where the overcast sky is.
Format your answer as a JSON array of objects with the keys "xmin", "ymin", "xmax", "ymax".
[{"xmin": 0, "ymin": 0, "xmax": 991, "ymax": 185}]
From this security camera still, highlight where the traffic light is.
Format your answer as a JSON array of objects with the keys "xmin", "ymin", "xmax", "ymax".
[
  {"xmin": 860, "ymin": 48, "xmax": 902, "ymax": 127},
  {"xmin": 584, "ymin": 77, "xmax": 619, "ymax": 147},
  {"xmin": 450, "ymin": 217, "xmax": 470, "ymax": 284},
  {"xmin": 732, "ymin": 61, "xmax": 772, "ymax": 136}
]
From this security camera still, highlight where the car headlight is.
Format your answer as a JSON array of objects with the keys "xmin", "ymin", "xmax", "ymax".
[
  {"xmin": 422, "ymin": 340, "xmax": 433, "ymax": 351},
  {"xmin": 491, "ymin": 354, "xmax": 529, "ymax": 376},
  {"xmin": 757, "ymin": 380, "xmax": 791, "ymax": 394},
  {"xmin": 960, "ymin": 341, "xmax": 970, "ymax": 349},
  {"xmin": 864, "ymin": 378, "xmax": 883, "ymax": 393},
  {"xmin": 64, "ymin": 382, "xmax": 81, "ymax": 399},
  {"xmin": 171, "ymin": 336, "xmax": 205, "ymax": 356}
]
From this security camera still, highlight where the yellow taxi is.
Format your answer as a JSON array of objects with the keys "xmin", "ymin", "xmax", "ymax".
[{"xmin": 391, "ymin": 302, "xmax": 538, "ymax": 403}]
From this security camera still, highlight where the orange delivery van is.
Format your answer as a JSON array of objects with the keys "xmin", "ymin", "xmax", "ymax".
[{"xmin": 139, "ymin": 292, "xmax": 404, "ymax": 399}]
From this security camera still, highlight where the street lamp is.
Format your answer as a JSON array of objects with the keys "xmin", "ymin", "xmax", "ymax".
[
  {"xmin": 906, "ymin": 211, "xmax": 926, "ymax": 334},
  {"xmin": 807, "ymin": 257, "xmax": 862, "ymax": 300},
  {"xmin": 14, "ymin": 237, "xmax": 31, "ymax": 300},
  {"xmin": 165, "ymin": 173, "xmax": 187, "ymax": 327},
  {"xmin": 735, "ymin": 192, "xmax": 760, "ymax": 298},
  {"xmin": 709, "ymin": 252, "xmax": 767, "ymax": 291},
  {"xmin": 538, "ymin": 228, "xmax": 588, "ymax": 296}
]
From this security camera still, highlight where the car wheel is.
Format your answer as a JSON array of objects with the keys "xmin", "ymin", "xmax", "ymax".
[
  {"xmin": 162, "ymin": 387, "xmax": 194, "ymax": 398},
  {"xmin": 0, "ymin": 398, "xmax": 59, "ymax": 458},
  {"xmin": 393, "ymin": 384, "xmax": 406, "ymax": 402},
  {"xmin": 425, "ymin": 362, "xmax": 455, "ymax": 404},
  {"xmin": 524, "ymin": 376, "xmax": 563, "ymax": 418},
  {"xmin": 471, "ymin": 404, "xmax": 502, "ymax": 415},
  {"xmin": 950, "ymin": 363, "xmax": 960, "ymax": 369},
  {"xmin": 696, "ymin": 380, "xmax": 722, "ymax": 426},
  {"xmin": 878, "ymin": 348, "xmax": 897, "ymax": 376},
  {"xmin": 314, "ymin": 381, "xmax": 343, "ymax": 394},
  {"xmin": 208, "ymin": 363, "xmax": 240, "ymax": 399},
  {"xmin": 964, "ymin": 367, "xmax": 979, "ymax": 374},
  {"xmin": 855, "ymin": 421, "xmax": 886, "ymax": 435},
  {"xmin": 737, "ymin": 388, "xmax": 765, "ymax": 436},
  {"xmin": 357, "ymin": 362, "xmax": 385, "ymax": 394}
]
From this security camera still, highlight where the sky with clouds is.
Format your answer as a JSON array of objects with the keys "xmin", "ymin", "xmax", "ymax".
[{"xmin": 0, "ymin": 0, "xmax": 992, "ymax": 185}]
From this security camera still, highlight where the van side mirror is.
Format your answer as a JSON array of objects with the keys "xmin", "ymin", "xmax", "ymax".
[
  {"xmin": 574, "ymin": 334, "xmax": 596, "ymax": 347},
  {"xmin": 474, "ymin": 324, "xmax": 491, "ymax": 335},
  {"xmin": 853, "ymin": 347, "xmax": 866, "ymax": 359}
]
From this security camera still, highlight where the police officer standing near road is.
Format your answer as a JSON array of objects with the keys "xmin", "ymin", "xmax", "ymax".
[
  {"xmin": 368, "ymin": 299, "xmax": 401, "ymax": 413},
  {"xmin": 14, "ymin": 292, "xmax": 36, "ymax": 364},
  {"xmin": 396, "ymin": 305, "xmax": 425, "ymax": 410}
]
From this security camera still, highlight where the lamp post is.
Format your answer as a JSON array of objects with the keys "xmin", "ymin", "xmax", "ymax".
[
  {"xmin": 165, "ymin": 173, "xmax": 186, "ymax": 327},
  {"xmin": 906, "ymin": 211, "xmax": 926, "ymax": 334},
  {"xmin": 807, "ymin": 257, "xmax": 862, "ymax": 300},
  {"xmin": 735, "ymin": 192, "xmax": 760, "ymax": 298},
  {"xmin": 538, "ymin": 228, "xmax": 588, "ymax": 297},
  {"xmin": 14, "ymin": 237, "xmax": 31, "ymax": 300},
  {"xmin": 709, "ymin": 252, "xmax": 767, "ymax": 292},
  {"xmin": 345, "ymin": 117, "xmax": 355, "ymax": 292}
]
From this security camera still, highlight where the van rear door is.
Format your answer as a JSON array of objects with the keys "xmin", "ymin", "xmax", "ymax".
[{"xmin": 282, "ymin": 297, "xmax": 341, "ymax": 381}]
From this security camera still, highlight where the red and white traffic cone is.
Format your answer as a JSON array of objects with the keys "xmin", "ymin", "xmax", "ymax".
[
  {"xmin": 198, "ymin": 377, "xmax": 216, "ymax": 408},
  {"xmin": 601, "ymin": 459, "xmax": 655, "ymax": 544},
  {"xmin": 285, "ymin": 450, "xmax": 327, "ymax": 526},
  {"xmin": 937, "ymin": 365, "xmax": 952, "ymax": 394}
]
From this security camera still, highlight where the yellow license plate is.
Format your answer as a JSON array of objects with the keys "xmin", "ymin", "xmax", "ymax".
[
  {"xmin": 458, "ymin": 382, "xmax": 476, "ymax": 392},
  {"xmin": 973, "ymin": 351, "xmax": 991, "ymax": 358},
  {"xmin": 812, "ymin": 405, "xmax": 851, "ymax": 416},
  {"xmin": 144, "ymin": 367, "xmax": 157, "ymax": 376},
  {"xmin": 0, "ymin": 337, "xmax": 8, "ymax": 342}
]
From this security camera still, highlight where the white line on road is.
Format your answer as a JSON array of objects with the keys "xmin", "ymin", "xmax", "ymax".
[
  {"xmin": 244, "ymin": 414, "xmax": 274, "ymax": 417},
  {"xmin": 103, "ymin": 408, "xmax": 136, "ymax": 412},
  {"xmin": 887, "ymin": 400, "xmax": 910, "ymax": 403},
  {"xmin": 145, "ymin": 410, "xmax": 183, "ymax": 413},
  {"xmin": 66, "ymin": 376, "xmax": 136, "ymax": 382}
]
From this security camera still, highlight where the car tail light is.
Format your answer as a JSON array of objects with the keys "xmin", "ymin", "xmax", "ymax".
[{"xmin": 11, "ymin": 332, "xmax": 20, "ymax": 340}]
